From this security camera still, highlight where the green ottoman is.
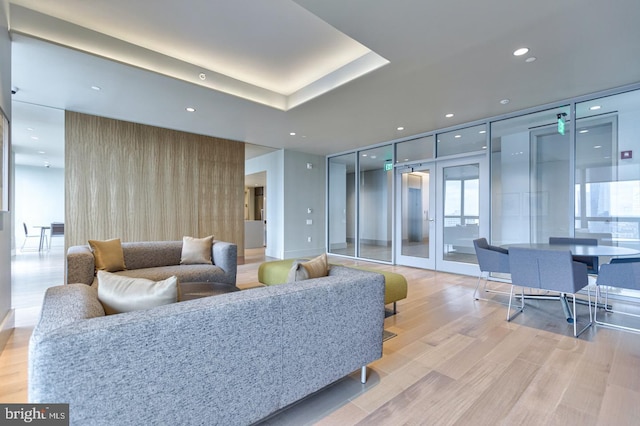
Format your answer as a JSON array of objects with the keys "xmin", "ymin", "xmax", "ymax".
[{"xmin": 258, "ymin": 259, "xmax": 408, "ymax": 313}]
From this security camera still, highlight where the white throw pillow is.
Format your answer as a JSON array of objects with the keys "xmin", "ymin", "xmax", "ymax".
[
  {"xmin": 96, "ymin": 271, "xmax": 178, "ymax": 315},
  {"xmin": 180, "ymin": 235, "xmax": 214, "ymax": 265}
]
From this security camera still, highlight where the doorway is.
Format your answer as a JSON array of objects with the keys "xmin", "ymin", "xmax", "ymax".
[
  {"xmin": 244, "ymin": 171, "xmax": 267, "ymax": 251},
  {"xmin": 395, "ymin": 154, "xmax": 488, "ymax": 274}
]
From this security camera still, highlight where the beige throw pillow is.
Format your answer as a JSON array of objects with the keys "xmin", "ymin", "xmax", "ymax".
[
  {"xmin": 180, "ymin": 235, "xmax": 214, "ymax": 264},
  {"xmin": 96, "ymin": 271, "xmax": 178, "ymax": 315},
  {"xmin": 287, "ymin": 253, "xmax": 329, "ymax": 282},
  {"xmin": 88, "ymin": 238, "xmax": 127, "ymax": 272}
]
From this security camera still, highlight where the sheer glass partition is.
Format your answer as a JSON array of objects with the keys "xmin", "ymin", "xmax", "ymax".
[
  {"xmin": 358, "ymin": 145, "xmax": 393, "ymax": 262},
  {"xmin": 490, "ymin": 106, "xmax": 571, "ymax": 245},
  {"xmin": 396, "ymin": 135, "xmax": 434, "ymax": 164},
  {"xmin": 437, "ymin": 124, "xmax": 487, "ymax": 157},
  {"xmin": 328, "ymin": 153, "xmax": 356, "ymax": 256},
  {"xmin": 575, "ymin": 89, "xmax": 640, "ymax": 251}
]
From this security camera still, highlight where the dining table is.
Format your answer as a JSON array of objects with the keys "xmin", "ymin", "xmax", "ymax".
[
  {"xmin": 33, "ymin": 225, "xmax": 51, "ymax": 252},
  {"xmin": 501, "ymin": 242, "xmax": 640, "ymax": 322}
]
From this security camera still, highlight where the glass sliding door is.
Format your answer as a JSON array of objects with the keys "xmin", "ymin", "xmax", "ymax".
[
  {"xmin": 395, "ymin": 164, "xmax": 435, "ymax": 268},
  {"xmin": 441, "ymin": 164, "xmax": 480, "ymax": 262},
  {"xmin": 436, "ymin": 154, "xmax": 489, "ymax": 275},
  {"xmin": 327, "ymin": 153, "xmax": 356, "ymax": 256}
]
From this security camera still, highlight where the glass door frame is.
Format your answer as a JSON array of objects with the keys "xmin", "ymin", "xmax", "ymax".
[
  {"xmin": 394, "ymin": 162, "xmax": 436, "ymax": 269},
  {"xmin": 435, "ymin": 153, "xmax": 490, "ymax": 275}
]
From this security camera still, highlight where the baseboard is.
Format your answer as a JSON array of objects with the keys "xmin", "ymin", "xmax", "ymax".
[
  {"xmin": 0, "ymin": 308, "xmax": 15, "ymax": 354},
  {"xmin": 283, "ymin": 248, "xmax": 325, "ymax": 259}
]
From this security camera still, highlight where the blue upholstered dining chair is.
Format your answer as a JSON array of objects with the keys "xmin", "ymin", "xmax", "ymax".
[
  {"xmin": 472, "ymin": 238, "xmax": 510, "ymax": 303},
  {"xmin": 549, "ymin": 236, "xmax": 599, "ymax": 274},
  {"xmin": 508, "ymin": 247, "xmax": 593, "ymax": 337},
  {"xmin": 595, "ymin": 258, "xmax": 640, "ymax": 333}
]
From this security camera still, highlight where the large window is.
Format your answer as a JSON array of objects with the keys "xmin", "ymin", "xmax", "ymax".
[{"xmin": 575, "ymin": 90, "xmax": 640, "ymax": 251}]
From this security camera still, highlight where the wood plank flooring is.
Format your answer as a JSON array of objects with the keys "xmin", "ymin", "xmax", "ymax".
[{"xmin": 2, "ymin": 248, "xmax": 640, "ymax": 425}]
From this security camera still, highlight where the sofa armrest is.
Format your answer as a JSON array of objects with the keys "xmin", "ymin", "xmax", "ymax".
[
  {"xmin": 31, "ymin": 284, "xmax": 105, "ymax": 340},
  {"xmin": 212, "ymin": 240, "xmax": 237, "ymax": 284},
  {"xmin": 66, "ymin": 245, "xmax": 95, "ymax": 285}
]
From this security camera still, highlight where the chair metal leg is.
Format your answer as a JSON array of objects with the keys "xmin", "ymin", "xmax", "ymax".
[
  {"xmin": 361, "ymin": 366, "xmax": 367, "ymax": 384},
  {"xmin": 507, "ymin": 285, "xmax": 524, "ymax": 321},
  {"xmin": 475, "ymin": 272, "xmax": 510, "ymax": 305},
  {"xmin": 572, "ymin": 288, "xmax": 593, "ymax": 338}
]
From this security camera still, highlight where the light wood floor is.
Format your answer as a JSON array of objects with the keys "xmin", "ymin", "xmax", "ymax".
[{"xmin": 2, "ymin": 248, "xmax": 640, "ymax": 425}]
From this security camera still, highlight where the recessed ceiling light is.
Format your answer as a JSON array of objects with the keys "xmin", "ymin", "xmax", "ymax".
[
  {"xmin": 525, "ymin": 57, "xmax": 537, "ymax": 63},
  {"xmin": 199, "ymin": 73, "xmax": 206, "ymax": 81},
  {"xmin": 27, "ymin": 127, "xmax": 33, "ymax": 131},
  {"xmin": 445, "ymin": 113, "xmax": 454, "ymax": 118},
  {"xmin": 594, "ymin": 145, "xmax": 602, "ymax": 149},
  {"xmin": 482, "ymin": 146, "xmax": 487, "ymax": 149},
  {"xmin": 589, "ymin": 105, "xmax": 601, "ymax": 111},
  {"xmin": 31, "ymin": 136, "xmax": 39, "ymax": 140},
  {"xmin": 289, "ymin": 132, "xmax": 296, "ymax": 136},
  {"xmin": 371, "ymin": 155, "xmax": 377, "ymax": 159},
  {"xmin": 362, "ymin": 154, "xmax": 368, "ymax": 157},
  {"xmin": 397, "ymin": 126, "xmax": 405, "ymax": 131},
  {"xmin": 37, "ymin": 151, "xmax": 45, "ymax": 154},
  {"xmin": 513, "ymin": 47, "xmax": 529, "ymax": 56},
  {"xmin": 91, "ymin": 85, "xmax": 101, "ymax": 91},
  {"xmin": 579, "ymin": 129, "xmax": 589, "ymax": 134},
  {"xmin": 185, "ymin": 107, "xmax": 196, "ymax": 112},
  {"xmin": 404, "ymin": 158, "xmax": 409, "ymax": 161},
  {"xmin": 500, "ymin": 99, "xmax": 510, "ymax": 105},
  {"xmin": 479, "ymin": 130, "xmax": 487, "ymax": 134},
  {"xmin": 454, "ymin": 135, "xmax": 462, "ymax": 139}
]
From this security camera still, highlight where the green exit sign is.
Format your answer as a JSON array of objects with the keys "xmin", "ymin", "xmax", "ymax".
[
  {"xmin": 557, "ymin": 114, "xmax": 566, "ymax": 135},
  {"xmin": 384, "ymin": 163, "xmax": 393, "ymax": 171}
]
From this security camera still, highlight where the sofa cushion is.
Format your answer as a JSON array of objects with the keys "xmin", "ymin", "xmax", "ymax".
[
  {"xmin": 287, "ymin": 253, "xmax": 328, "ymax": 282},
  {"xmin": 88, "ymin": 238, "xmax": 127, "ymax": 272},
  {"xmin": 96, "ymin": 270, "xmax": 178, "ymax": 315},
  {"xmin": 181, "ymin": 235, "xmax": 214, "ymax": 265},
  {"xmin": 111, "ymin": 264, "xmax": 232, "ymax": 285}
]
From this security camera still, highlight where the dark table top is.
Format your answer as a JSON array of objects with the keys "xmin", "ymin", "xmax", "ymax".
[{"xmin": 179, "ymin": 281, "xmax": 240, "ymax": 301}]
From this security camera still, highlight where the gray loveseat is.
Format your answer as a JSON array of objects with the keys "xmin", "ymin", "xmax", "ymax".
[
  {"xmin": 66, "ymin": 240, "xmax": 237, "ymax": 285},
  {"xmin": 29, "ymin": 266, "xmax": 385, "ymax": 425}
]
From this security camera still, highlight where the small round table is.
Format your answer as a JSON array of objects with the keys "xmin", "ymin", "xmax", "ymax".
[{"xmin": 179, "ymin": 282, "xmax": 240, "ymax": 301}]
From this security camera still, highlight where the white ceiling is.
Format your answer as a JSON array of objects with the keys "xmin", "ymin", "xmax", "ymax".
[{"xmin": 8, "ymin": 0, "xmax": 640, "ymax": 171}]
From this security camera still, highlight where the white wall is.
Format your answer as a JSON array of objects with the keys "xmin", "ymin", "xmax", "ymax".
[
  {"xmin": 246, "ymin": 150, "xmax": 284, "ymax": 258},
  {"xmin": 14, "ymin": 165, "xmax": 65, "ymax": 248},
  {"xmin": 0, "ymin": 0, "xmax": 12, "ymax": 351},
  {"xmin": 282, "ymin": 150, "xmax": 325, "ymax": 258},
  {"xmin": 245, "ymin": 149, "xmax": 326, "ymax": 259}
]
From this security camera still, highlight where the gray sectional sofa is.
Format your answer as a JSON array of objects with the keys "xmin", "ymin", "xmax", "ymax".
[
  {"xmin": 29, "ymin": 265, "xmax": 385, "ymax": 425},
  {"xmin": 66, "ymin": 240, "xmax": 237, "ymax": 285}
]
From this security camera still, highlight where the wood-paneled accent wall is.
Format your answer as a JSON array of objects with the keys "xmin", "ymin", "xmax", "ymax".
[{"xmin": 65, "ymin": 112, "xmax": 244, "ymax": 256}]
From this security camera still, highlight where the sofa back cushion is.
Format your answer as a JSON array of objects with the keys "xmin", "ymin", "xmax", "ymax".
[{"xmin": 121, "ymin": 241, "xmax": 184, "ymax": 270}]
